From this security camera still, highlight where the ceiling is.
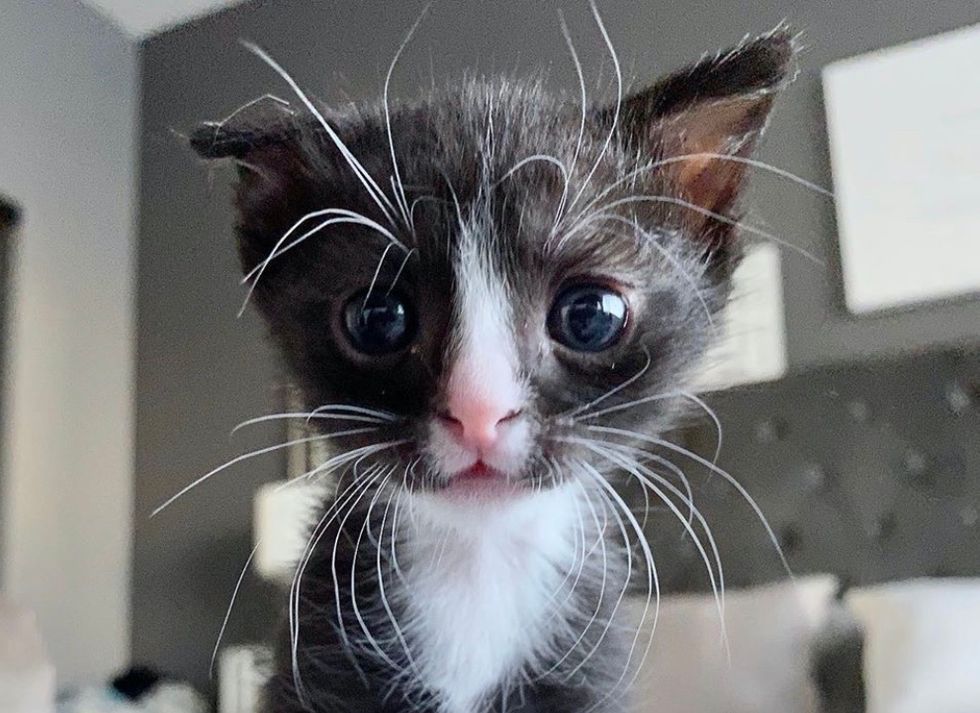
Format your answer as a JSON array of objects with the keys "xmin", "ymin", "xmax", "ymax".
[{"xmin": 81, "ymin": 0, "xmax": 247, "ymax": 37}]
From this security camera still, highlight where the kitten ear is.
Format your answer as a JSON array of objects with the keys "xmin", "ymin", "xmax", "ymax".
[
  {"xmin": 615, "ymin": 29, "xmax": 796, "ymax": 222},
  {"xmin": 189, "ymin": 119, "xmax": 317, "ymax": 272},
  {"xmin": 188, "ymin": 119, "xmax": 311, "ymax": 210}
]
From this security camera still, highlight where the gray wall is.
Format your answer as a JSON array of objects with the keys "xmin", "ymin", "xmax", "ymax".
[
  {"xmin": 0, "ymin": 199, "xmax": 17, "ymax": 581},
  {"xmin": 136, "ymin": 0, "xmax": 980, "ymax": 690},
  {"xmin": 0, "ymin": 0, "xmax": 137, "ymax": 687}
]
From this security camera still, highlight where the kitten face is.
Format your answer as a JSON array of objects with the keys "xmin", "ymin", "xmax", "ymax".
[{"xmin": 192, "ymin": 32, "xmax": 794, "ymax": 500}]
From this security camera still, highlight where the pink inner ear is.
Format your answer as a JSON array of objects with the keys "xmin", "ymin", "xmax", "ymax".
[{"xmin": 659, "ymin": 93, "xmax": 775, "ymax": 219}]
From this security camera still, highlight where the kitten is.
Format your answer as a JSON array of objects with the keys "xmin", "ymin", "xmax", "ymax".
[{"xmin": 191, "ymin": 22, "xmax": 795, "ymax": 713}]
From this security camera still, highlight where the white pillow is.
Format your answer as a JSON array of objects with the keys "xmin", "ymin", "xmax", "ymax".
[
  {"xmin": 845, "ymin": 578, "xmax": 980, "ymax": 713},
  {"xmin": 628, "ymin": 575, "xmax": 838, "ymax": 713}
]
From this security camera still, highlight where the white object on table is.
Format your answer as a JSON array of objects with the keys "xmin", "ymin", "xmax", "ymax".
[
  {"xmin": 219, "ymin": 645, "xmax": 271, "ymax": 713},
  {"xmin": 823, "ymin": 24, "xmax": 980, "ymax": 315},
  {"xmin": 0, "ymin": 599, "xmax": 55, "ymax": 713},
  {"xmin": 253, "ymin": 479, "xmax": 323, "ymax": 582}
]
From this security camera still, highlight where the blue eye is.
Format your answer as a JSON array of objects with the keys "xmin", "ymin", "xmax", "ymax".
[
  {"xmin": 343, "ymin": 290, "xmax": 415, "ymax": 355},
  {"xmin": 548, "ymin": 284, "xmax": 628, "ymax": 352}
]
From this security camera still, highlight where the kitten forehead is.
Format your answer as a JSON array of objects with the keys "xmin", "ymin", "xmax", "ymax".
[{"xmin": 451, "ymin": 216, "xmax": 519, "ymax": 372}]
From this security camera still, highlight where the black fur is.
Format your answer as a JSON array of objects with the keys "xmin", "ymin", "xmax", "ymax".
[{"xmin": 192, "ymin": 30, "xmax": 794, "ymax": 713}]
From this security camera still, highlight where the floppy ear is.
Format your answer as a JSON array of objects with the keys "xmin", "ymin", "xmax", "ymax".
[
  {"xmin": 189, "ymin": 117, "xmax": 312, "ymax": 217},
  {"xmin": 614, "ymin": 29, "xmax": 796, "ymax": 227},
  {"xmin": 189, "ymin": 117, "xmax": 319, "ymax": 274}
]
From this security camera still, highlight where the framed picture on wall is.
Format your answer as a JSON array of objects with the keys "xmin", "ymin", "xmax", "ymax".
[{"xmin": 823, "ymin": 24, "xmax": 980, "ymax": 315}]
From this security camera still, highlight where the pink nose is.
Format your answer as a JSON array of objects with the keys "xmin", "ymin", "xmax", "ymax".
[{"xmin": 440, "ymin": 395, "xmax": 522, "ymax": 452}]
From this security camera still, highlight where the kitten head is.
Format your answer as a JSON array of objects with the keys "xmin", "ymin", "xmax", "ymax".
[{"xmin": 191, "ymin": 31, "xmax": 794, "ymax": 502}]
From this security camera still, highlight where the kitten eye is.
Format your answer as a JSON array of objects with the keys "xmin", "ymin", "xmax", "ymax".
[
  {"xmin": 343, "ymin": 290, "xmax": 415, "ymax": 355},
  {"xmin": 548, "ymin": 284, "xmax": 628, "ymax": 352}
]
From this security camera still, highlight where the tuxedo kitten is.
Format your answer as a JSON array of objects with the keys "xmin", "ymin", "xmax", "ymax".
[{"xmin": 191, "ymin": 22, "xmax": 795, "ymax": 713}]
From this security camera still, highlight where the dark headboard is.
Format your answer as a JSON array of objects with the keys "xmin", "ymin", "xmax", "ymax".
[{"xmin": 640, "ymin": 344, "xmax": 980, "ymax": 594}]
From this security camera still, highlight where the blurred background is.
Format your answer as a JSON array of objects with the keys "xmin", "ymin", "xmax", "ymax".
[{"xmin": 0, "ymin": 1, "xmax": 977, "ymax": 712}]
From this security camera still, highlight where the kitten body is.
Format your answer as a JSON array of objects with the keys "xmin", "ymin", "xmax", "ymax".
[{"xmin": 192, "ymin": 26, "xmax": 795, "ymax": 713}]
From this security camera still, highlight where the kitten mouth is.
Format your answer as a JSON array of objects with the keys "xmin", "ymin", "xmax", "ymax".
[
  {"xmin": 456, "ymin": 461, "xmax": 498, "ymax": 480},
  {"xmin": 441, "ymin": 461, "xmax": 523, "ymax": 501}
]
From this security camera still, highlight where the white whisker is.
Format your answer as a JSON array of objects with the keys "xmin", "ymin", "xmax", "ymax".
[
  {"xmin": 210, "ymin": 542, "xmax": 260, "ymax": 678},
  {"xmin": 575, "ymin": 439, "xmax": 727, "ymax": 659},
  {"xmin": 199, "ymin": 94, "xmax": 294, "ymax": 149},
  {"xmin": 557, "ymin": 8, "xmax": 587, "ymax": 227},
  {"xmin": 583, "ymin": 195, "xmax": 825, "ymax": 266},
  {"xmin": 241, "ymin": 41, "xmax": 400, "ymax": 227},
  {"xmin": 386, "ymin": 247, "xmax": 417, "ymax": 297},
  {"xmin": 537, "ymin": 475, "xmax": 608, "ymax": 678},
  {"xmin": 231, "ymin": 411, "xmax": 389, "ymax": 434},
  {"xmin": 281, "ymin": 438, "xmax": 411, "ymax": 491},
  {"xmin": 497, "ymin": 154, "xmax": 569, "ymax": 228},
  {"xmin": 561, "ymin": 464, "xmax": 634, "ymax": 681},
  {"xmin": 566, "ymin": 0, "xmax": 622, "ymax": 213},
  {"xmin": 151, "ymin": 427, "xmax": 379, "ymax": 517},
  {"xmin": 384, "ymin": 4, "xmax": 432, "ymax": 233},
  {"xmin": 349, "ymin": 471, "xmax": 407, "ymax": 672},
  {"xmin": 240, "ymin": 209, "xmax": 407, "ymax": 317},
  {"xmin": 577, "ymin": 461, "xmax": 659, "ymax": 713},
  {"xmin": 678, "ymin": 389, "xmax": 723, "ymax": 466},
  {"xmin": 307, "ymin": 403, "xmax": 401, "ymax": 423},
  {"xmin": 587, "ymin": 424, "xmax": 793, "ymax": 577},
  {"xmin": 567, "ymin": 152, "xmax": 833, "ymax": 234},
  {"xmin": 290, "ymin": 467, "xmax": 381, "ymax": 705},
  {"xmin": 376, "ymin": 473, "xmax": 421, "ymax": 677},
  {"xmin": 603, "ymin": 442, "xmax": 724, "ymax": 617},
  {"xmin": 362, "ymin": 242, "xmax": 398, "ymax": 310},
  {"xmin": 564, "ymin": 346, "xmax": 651, "ymax": 421},
  {"xmin": 330, "ymin": 465, "xmax": 388, "ymax": 676},
  {"xmin": 574, "ymin": 391, "xmax": 680, "ymax": 422},
  {"xmin": 656, "ymin": 152, "xmax": 834, "ymax": 197}
]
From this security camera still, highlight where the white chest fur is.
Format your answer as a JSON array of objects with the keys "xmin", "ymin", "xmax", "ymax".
[{"xmin": 401, "ymin": 485, "xmax": 583, "ymax": 713}]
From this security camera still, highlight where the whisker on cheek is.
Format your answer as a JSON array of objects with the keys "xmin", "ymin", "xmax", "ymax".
[
  {"xmin": 151, "ymin": 426, "xmax": 381, "ymax": 517},
  {"xmin": 586, "ymin": 423, "xmax": 794, "ymax": 580},
  {"xmin": 290, "ymin": 465, "xmax": 386, "ymax": 705},
  {"xmin": 562, "ymin": 346, "xmax": 653, "ymax": 421},
  {"xmin": 232, "ymin": 410, "xmax": 393, "ymax": 433},
  {"xmin": 571, "ymin": 438, "xmax": 729, "ymax": 657},
  {"xmin": 349, "ymin": 471, "xmax": 408, "ymax": 674},
  {"xmin": 576, "ymin": 460, "xmax": 660, "ymax": 713}
]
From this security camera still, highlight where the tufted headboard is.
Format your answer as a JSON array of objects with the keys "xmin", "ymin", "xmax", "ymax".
[{"xmin": 639, "ymin": 344, "xmax": 980, "ymax": 594}]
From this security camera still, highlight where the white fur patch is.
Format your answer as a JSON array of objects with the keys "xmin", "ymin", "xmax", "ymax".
[
  {"xmin": 426, "ymin": 218, "xmax": 530, "ymax": 478},
  {"xmin": 451, "ymin": 222, "xmax": 521, "ymax": 406},
  {"xmin": 401, "ymin": 484, "xmax": 583, "ymax": 713}
]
